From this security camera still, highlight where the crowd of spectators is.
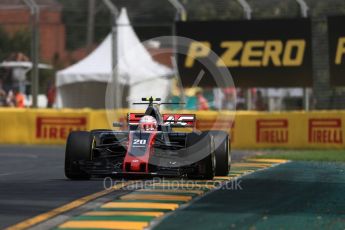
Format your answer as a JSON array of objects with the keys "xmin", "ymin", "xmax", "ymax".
[
  {"xmin": 0, "ymin": 52, "xmax": 57, "ymax": 108},
  {"xmin": 0, "ymin": 53, "xmax": 28, "ymax": 108},
  {"xmin": 0, "ymin": 80, "xmax": 25, "ymax": 108},
  {"xmin": 167, "ymin": 87, "xmax": 267, "ymax": 111}
]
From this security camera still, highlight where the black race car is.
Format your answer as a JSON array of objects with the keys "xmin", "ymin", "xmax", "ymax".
[{"xmin": 65, "ymin": 97, "xmax": 231, "ymax": 180}]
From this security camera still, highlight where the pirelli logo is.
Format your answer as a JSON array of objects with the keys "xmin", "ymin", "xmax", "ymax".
[
  {"xmin": 36, "ymin": 117, "xmax": 87, "ymax": 140},
  {"xmin": 256, "ymin": 119, "xmax": 288, "ymax": 143},
  {"xmin": 308, "ymin": 119, "xmax": 343, "ymax": 144}
]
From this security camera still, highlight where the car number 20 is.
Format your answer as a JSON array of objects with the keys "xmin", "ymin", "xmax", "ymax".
[{"xmin": 133, "ymin": 139, "xmax": 147, "ymax": 145}]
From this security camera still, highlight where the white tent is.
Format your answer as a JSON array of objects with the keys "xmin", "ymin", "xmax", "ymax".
[{"xmin": 56, "ymin": 8, "xmax": 173, "ymax": 108}]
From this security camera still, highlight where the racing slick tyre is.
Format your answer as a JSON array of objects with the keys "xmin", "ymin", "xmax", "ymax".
[
  {"xmin": 65, "ymin": 131, "xmax": 93, "ymax": 180},
  {"xmin": 209, "ymin": 131, "xmax": 231, "ymax": 176},
  {"xmin": 186, "ymin": 132, "xmax": 216, "ymax": 180}
]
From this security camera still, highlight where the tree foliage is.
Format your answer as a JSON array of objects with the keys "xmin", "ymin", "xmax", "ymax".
[
  {"xmin": 0, "ymin": 27, "xmax": 31, "ymax": 61},
  {"xmin": 56, "ymin": 0, "xmax": 345, "ymax": 50}
]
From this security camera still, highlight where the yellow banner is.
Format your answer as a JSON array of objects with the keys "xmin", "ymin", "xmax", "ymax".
[
  {"xmin": 0, "ymin": 109, "xmax": 90, "ymax": 145},
  {"xmin": 0, "ymin": 109, "xmax": 344, "ymax": 149}
]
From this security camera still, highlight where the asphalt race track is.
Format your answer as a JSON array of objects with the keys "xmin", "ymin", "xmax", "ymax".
[
  {"xmin": 0, "ymin": 145, "xmax": 255, "ymax": 229},
  {"xmin": 2, "ymin": 145, "xmax": 344, "ymax": 230},
  {"xmin": 0, "ymin": 145, "xmax": 126, "ymax": 229}
]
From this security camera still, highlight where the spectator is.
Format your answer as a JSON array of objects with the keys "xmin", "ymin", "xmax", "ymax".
[
  {"xmin": 196, "ymin": 90, "xmax": 209, "ymax": 110},
  {"xmin": 223, "ymin": 91, "xmax": 236, "ymax": 110},
  {"xmin": 185, "ymin": 96, "xmax": 197, "ymax": 110},
  {"xmin": 255, "ymin": 90, "xmax": 268, "ymax": 111},
  {"xmin": 14, "ymin": 88, "xmax": 25, "ymax": 108},
  {"xmin": 6, "ymin": 52, "xmax": 29, "ymax": 62},
  {"xmin": 223, "ymin": 87, "xmax": 236, "ymax": 110},
  {"xmin": 6, "ymin": 89, "xmax": 16, "ymax": 107},
  {"xmin": 203, "ymin": 88, "xmax": 214, "ymax": 109},
  {"xmin": 46, "ymin": 83, "xmax": 56, "ymax": 108},
  {"xmin": 236, "ymin": 89, "xmax": 246, "ymax": 110},
  {"xmin": 0, "ymin": 80, "xmax": 7, "ymax": 106},
  {"xmin": 213, "ymin": 88, "xmax": 224, "ymax": 110}
]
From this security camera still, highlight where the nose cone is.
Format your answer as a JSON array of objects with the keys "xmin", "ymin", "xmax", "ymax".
[{"xmin": 130, "ymin": 159, "xmax": 141, "ymax": 171}]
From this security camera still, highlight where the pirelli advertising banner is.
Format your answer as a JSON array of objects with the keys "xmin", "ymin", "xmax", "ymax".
[
  {"xmin": 328, "ymin": 16, "xmax": 345, "ymax": 86},
  {"xmin": 194, "ymin": 111, "xmax": 345, "ymax": 149},
  {"xmin": 176, "ymin": 19, "xmax": 313, "ymax": 87},
  {"xmin": 0, "ymin": 109, "xmax": 344, "ymax": 149},
  {"xmin": 231, "ymin": 111, "xmax": 345, "ymax": 149}
]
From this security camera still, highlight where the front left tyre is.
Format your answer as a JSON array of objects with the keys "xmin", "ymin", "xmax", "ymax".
[
  {"xmin": 65, "ymin": 131, "xmax": 93, "ymax": 180},
  {"xmin": 209, "ymin": 131, "xmax": 231, "ymax": 176}
]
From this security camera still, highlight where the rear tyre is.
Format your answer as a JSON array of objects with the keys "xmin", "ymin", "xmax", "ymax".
[
  {"xmin": 186, "ymin": 132, "xmax": 215, "ymax": 180},
  {"xmin": 209, "ymin": 131, "xmax": 231, "ymax": 176},
  {"xmin": 65, "ymin": 131, "xmax": 92, "ymax": 180}
]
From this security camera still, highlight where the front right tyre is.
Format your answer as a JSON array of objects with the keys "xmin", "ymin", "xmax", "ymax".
[
  {"xmin": 186, "ymin": 132, "xmax": 215, "ymax": 180},
  {"xmin": 65, "ymin": 131, "xmax": 92, "ymax": 180}
]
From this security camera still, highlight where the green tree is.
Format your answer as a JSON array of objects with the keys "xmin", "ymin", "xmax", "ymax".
[{"xmin": 0, "ymin": 27, "xmax": 30, "ymax": 61}]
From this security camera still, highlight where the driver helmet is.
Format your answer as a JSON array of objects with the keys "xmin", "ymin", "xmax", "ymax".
[{"xmin": 139, "ymin": 115, "xmax": 157, "ymax": 131}]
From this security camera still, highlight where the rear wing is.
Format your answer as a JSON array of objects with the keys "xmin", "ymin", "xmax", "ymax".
[{"xmin": 127, "ymin": 113, "xmax": 196, "ymax": 128}]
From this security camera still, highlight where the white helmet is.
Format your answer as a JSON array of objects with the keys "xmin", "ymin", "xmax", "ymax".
[{"xmin": 139, "ymin": 115, "xmax": 157, "ymax": 131}]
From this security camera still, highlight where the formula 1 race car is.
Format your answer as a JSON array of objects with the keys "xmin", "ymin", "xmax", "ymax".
[{"xmin": 65, "ymin": 97, "xmax": 231, "ymax": 180}]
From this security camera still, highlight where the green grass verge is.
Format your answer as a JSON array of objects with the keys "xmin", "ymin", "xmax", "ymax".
[{"xmin": 252, "ymin": 150, "xmax": 345, "ymax": 162}]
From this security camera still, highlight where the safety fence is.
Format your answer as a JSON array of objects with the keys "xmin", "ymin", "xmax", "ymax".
[{"xmin": 0, "ymin": 109, "xmax": 344, "ymax": 149}]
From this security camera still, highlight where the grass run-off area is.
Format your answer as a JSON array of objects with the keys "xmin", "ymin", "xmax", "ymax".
[{"xmin": 253, "ymin": 150, "xmax": 345, "ymax": 162}]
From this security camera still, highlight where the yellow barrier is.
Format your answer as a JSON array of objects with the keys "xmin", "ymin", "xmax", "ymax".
[{"xmin": 0, "ymin": 109, "xmax": 344, "ymax": 149}]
